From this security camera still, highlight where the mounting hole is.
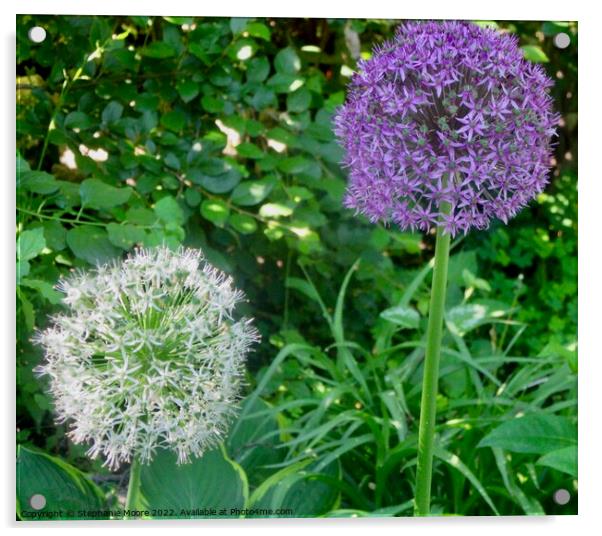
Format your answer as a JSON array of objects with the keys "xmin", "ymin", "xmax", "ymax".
[
  {"xmin": 553, "ymin": 32, "xmax": 571, "ymax": 49},
  {"xmin": 29, "ymin": 494, "xmax": 46, "ymax": 510},
  {"xmin": 28, "ymin": 26, "xmax": 47, "ymax": 44},
  {"xmin": 553, "ymin": 488, "xmax": 570, "ymax": 505}
]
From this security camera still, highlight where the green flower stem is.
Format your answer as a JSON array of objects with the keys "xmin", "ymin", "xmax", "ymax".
[
  {"xmin": 414, "ymin": 221, "xmax": 452, "ymax": 516},
  {"xmin": 125, "ymin": 458, "xmax": 141, "ymax": 516}
]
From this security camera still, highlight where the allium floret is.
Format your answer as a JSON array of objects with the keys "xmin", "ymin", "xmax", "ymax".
[
  {"xmin": 334, "ymin": 20, "xmax": 560, "ymax": 235},
  {"xmin": 34, "ymin": 246, "xmax": 259, "ymax": 469}
]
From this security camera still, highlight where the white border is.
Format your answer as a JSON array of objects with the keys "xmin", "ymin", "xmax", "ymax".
[{"xmin": 3, "ymin": 1, "xmax": 599, "ymax": 534}]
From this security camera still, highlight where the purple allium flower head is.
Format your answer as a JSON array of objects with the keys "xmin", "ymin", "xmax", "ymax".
[{"xmin": 334, "ymin": 20, "xmax": 560, "ymax": 235}]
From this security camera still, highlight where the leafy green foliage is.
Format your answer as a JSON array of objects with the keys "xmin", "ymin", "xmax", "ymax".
[
  {"xmin": 137, "ymin": 447, "xmax": 248, "ymax": 518},
  {"xmin": 17, "ymin": 446, "xmax": 107, "ymax": 520},
  {"xmin": 17, "ymin": 15, "xmax": 577, "ymax": 517},
  {"xmin": 478, "ymin": 414, "xmax": 577, "ymax": 454}
]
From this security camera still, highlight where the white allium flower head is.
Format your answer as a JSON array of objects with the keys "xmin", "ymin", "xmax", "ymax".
[{"xmin": 34, "ymin": 246, "xmax": 260, "ymax": 470}]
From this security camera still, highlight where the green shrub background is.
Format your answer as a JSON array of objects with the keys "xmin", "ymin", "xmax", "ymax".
[{"xmin": 17, "ymin": 16, "xmax": 577, "ymax": 517}]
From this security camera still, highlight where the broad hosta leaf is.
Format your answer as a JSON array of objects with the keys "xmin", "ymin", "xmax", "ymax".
[
  {"xmin": 478, "ymin": 414, "xmax": 577, "ymax": 454},
  {"xmin": 16, "ymin": 446, "xmax": 106, "ymax": 520},
  {"xmin": 379, "ymin": 305, "xmax": 420, "ymax": 329},
  {"xmin": 66, "ymin": 226, "xmax": 120, "ymax": 265},
  {"xmin": 17, "ymin": 228, "xmax": 46, "ymax": 261},
  {"xmin": 137, "ymin": 447, "xmax": 248, "ymax": 518},
  {"xmin": 248, "ymin": 459, "xmax": 340, "ymax": 517},
  {"xmin": 227, "ymin": 397, "xmax": 284, "ymax": 486},
  {"xmin": 80, "ymin": 179, "xmax": 132, "ymax": 210},
  {"xmin": 537, "ymin": 446, "xmax": 578, "ymax": 478}
]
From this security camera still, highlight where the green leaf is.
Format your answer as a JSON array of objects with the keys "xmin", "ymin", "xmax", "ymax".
[
  {"xmin": 17, "ymin": 151, "xmax": 30, "ymax": 174},
  {"xmin": 478, "ymin": 414, "xmax": 577, "ymax": 454},
  {"xmin": 249, "ymin": 459, "xmax": 339, "ymax": 517},
  {"xmin": 230, "ymin": 177, "xmax": 276, "ymax": 206},
  {"xmin": 107, "ymin": 223, "xmax": 145, "ymax": 249},
  {"xmin": 160, "ymin": 110, "xmax": 187, "ymax": 132},
  {"xmin": 227, "ymin": 397, "xmax": 284, "ymax": 485},
  {"xmin": 380, "ymin": 305, "xmax": 420, "ymax": 329},
  {"xmin": 80, "ymin": 179, "xmax": 132, "ymax": 210},
  {"xmin": 17, "ymin": 446, "xmax": 106, "ymax": 520},
  {"xmin": 164, "ymin": 153, "xmax": 180, "ymax": 170},
  {"xmin": 259, "ymin": 203, "xmax": 293, "ymax": 218},
  {"xmin": 537, "ymin": 446, "xmax": 577, "ymax": 477},
  {"xmin": 17, "ymin": 288, "xmax": 34, "ymax": 329},
  {"xmin": 229, "ymin": 213, "xmax": 258, "ymax": 235},
  {"xmin": 19, "ymin": 171, "xmax": 59, "ymax": 194},
  {"xmin": 492, "ymin": 447, "xmax": 545, "ymax": 515},
  {"xmin": 201, "ymin": 95, "xmax": 224, "ymax": 113},
  {"xmin": 140, "ymin": 41, "xmax": 177, "ymax": 59},
  {"xmin": 231, "ymin": 39, "xmax": 257, "ymax": 62},
  {"xmin": 125, "ymin": 206, "xmax": 157, "ymax": 226},
  {"xmin": 462, "ymin": 268, "xmax": 491, "ymax": 292},
  {"xmin": 196, "ymin": 158, "xmax": 231, "ymax": 176},
  {"xmin": 236, "ymin": 142, "xmax": 264, "ymax": 159},
  {"xmin": 64, "ymin": 111, "xmax": 93, "ymax": 130},
  {"xmin": 20, "ymin": 279, "xmax": 63, "ymax": 304},
  {"xmin": 38, "ymin": 221, "xmax": 67, "ymax": 251},
  {"xmin": 433, "ymin": 447, "xmax": 500, "ymax": 515},
  {"xmin": 200, "ymin": 199, "xmax": 230, "ymax": 227},
  {"xmin": 17, "ymin": 228, "xmax": 46, "ymax": 261},
  {"xmin": 278, "ymin": 156, "xmax": 311, "ymax": 174},
  {"xmin": 274, "ymin": 47, "xmax": 301, "ymax": 74},
  {"xmin": 521, "ymin": 45, "xmax": 550, "ymax": 63},
  {"xmin": 267, "ymin": 73, "xmax": 304, "ymax": 94},
  {"xmin": 188, "ymin": 165, "xmax": 242, "ymax": 194},
  {"xmin": 230, "ymin": 17, "xmax": 250, "ymax": 34},
  {"xmin": 66, "ymin": 226, "xmax": 120, "ymax": 265},
  {"xmin": 247, "ymin": 57, "xmax": 270, "ymax": 83},
  {"xmin": 101, "ymin": 101, "xmax": 124, "ymax": 124},
  {"xmin": 154, "ymin": 195, "xmax": 185, "ymax": 225},
  {"xmin": 287, "ymin": 88, "xmax": 312, "ymax": 113},
  {"xmin": 137, "ymin": 447, "xmax": 247, "ymax": 518},
  {"xmin": 446, "ymin": 301, "xmax": 508, "ymax": 335},
  {"xmin": 176, "ymin": 80, "xmax": 199, "ymax": 103},
  {"xmin": 247, "ymin": 22, "xmax": 271, "ymax": 41},
  {"xmin": 17, "ymin": 259, "xmax": 30, "ymax": 281},
  {"xmin": 163, "ymin": 16, "xmax": 194, "ymax": 25},
  {"xmin": 286, "ymin": 277, "xmax": 322, "ymax": 305}
]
